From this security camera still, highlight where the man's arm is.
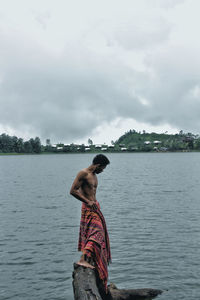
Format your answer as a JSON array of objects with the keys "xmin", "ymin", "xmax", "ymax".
[{"xmin": 70, "ymin": 170, "xmax": 91, "ymax": 205}]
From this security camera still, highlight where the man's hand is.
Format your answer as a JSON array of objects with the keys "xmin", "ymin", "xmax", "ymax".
[{"xmin": 87, "ymin": 200, "xmax": 98, "ymax": 210}]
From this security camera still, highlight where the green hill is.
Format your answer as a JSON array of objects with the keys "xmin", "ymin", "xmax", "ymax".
[{"xmin": 114, "ymin": 130, "xmax": 199, "ymax": 151}]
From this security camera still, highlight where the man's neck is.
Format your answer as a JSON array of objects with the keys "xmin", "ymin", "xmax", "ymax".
[{"xmin": 88, "ymin": 164, "xmax": 96, "ymax": 174}]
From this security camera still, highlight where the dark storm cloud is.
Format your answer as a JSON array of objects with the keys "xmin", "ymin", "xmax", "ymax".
[
  {"xmin": 0, "ymin": 31, "xmax": 148, "ymax": 141},
  {"xmin": 143, "ymin": 45, "xmax": 200, "ymax": 131},
  {"xmin": 0, "ymin": 0, "xmax": 200, "ymax": 142}
]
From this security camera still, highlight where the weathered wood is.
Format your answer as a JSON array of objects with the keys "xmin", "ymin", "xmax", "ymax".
[
  {"xmin": 72, "ymin": 263, "xmax": 163, "ymax": 300},
  {"xmin": 72, "ymin": 263, "xmax": 105, "ymax": 300},
  {"xmin": 108, "ymin": 283, "xmax": 163, "ymax": 300}
]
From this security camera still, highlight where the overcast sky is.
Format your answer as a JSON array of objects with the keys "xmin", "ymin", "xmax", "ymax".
[{"xmin": 0, "ymin": 0, "xmax": 200, "ymax": 144}]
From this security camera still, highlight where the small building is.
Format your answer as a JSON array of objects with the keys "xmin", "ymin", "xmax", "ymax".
[
  {"xmin": 160, "ymin": 147, "xmax": 168, "ymax": 151},
  {"xmin": 129, "ymin": 147, "xmax": 138, "ymax": 151},
  {"xmin": 95, "ymin": 144, "xmax": 102, "ymax": 149},
  {"xmin": 154, "ymin": 140, "xmax": 161, "ymax": 145},
  {"xmin": 63, "ymin": 144, "xmax": 71, "ymax": 151}
]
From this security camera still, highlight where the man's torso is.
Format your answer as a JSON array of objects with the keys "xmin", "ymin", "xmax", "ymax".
[{"xmin": 82, "ymin": 168, "xmax": 98, "ymax": 202}]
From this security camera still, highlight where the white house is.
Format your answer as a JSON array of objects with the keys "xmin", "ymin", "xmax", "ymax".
[
  {"xmin": 95, "ymin": 144, "xmax": 102, "ymax": 148},
  {"xmin": 154, "ymin": 140, "xmax": 161, "ymax": 145}
]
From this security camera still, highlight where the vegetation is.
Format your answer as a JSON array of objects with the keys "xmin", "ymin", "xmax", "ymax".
[
  {"xmin": 0, "ymin": 130, "xmax": 200, "ymax": 154},
  {"xmin": 114, "ymin": 129, "xmax": 199, "ymax": 152},
  {"xmin": 0, "ymin": 134, "xmax": 42, "ymax": 154}
]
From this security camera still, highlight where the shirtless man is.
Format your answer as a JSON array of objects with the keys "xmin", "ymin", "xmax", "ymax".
[{"xmin": 70, "ymin": 154, "xmax": 110, "ymax": 270}]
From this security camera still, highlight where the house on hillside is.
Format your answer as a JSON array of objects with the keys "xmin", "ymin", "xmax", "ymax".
[
  {"xmin": 57, "ymin": 147, "xmax": 63, "ymax": 151},
  {"xmin": 129, "ymin": 147, "xmax": 138, "ymax": 151},
  {"xmin": 63, "ymin": 144, "xmax": 71, "ymax": 151},
  {"xmin": 160, "ymin": 147, "xmax": 168, "ymax": 151},
  {"xmin": 153, "ymin": 140, "xmax": 162, "ymax": 145},
  {"xmin": 95, "ymin": 144, "xmax": 102, "ymax": 149}
]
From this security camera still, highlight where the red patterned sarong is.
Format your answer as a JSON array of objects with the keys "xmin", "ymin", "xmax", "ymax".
[{"xmin": 78, "ymin": 201, "xmax": 111, "ymax": 290}]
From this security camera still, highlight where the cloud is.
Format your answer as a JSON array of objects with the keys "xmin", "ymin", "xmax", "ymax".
[
  {"xmin": 152, "ymin": 0, "xmax": 185, "ymax": 9},
  {"xmin": 112, "ymin": 17, "xmax": 172, "ymax": 51},
  {"xmin": 0, "ymin": 0, "xmax": 200, "ymax": 143},
  {"xmin": 34, "ymin": 11, "xmax": 51, "ymax": 30}
]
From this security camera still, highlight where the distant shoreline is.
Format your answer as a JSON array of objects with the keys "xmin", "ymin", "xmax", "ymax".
[
  {"xmin": 1, "ymin": 130, "xmax": 199, "ymax": 154},
  {"xmin": 1, "ymin": 150, "xmax": 200, "ymax": 156}
]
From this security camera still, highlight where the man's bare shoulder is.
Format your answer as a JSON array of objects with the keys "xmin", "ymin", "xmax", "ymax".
[{"xmin": 76, "ymin": 168, "xmax": 89, "ymax": 179}]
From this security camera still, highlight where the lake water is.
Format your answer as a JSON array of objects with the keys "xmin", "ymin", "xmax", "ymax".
[{"xmin": 0, "ymin": 153, "xmax": 200, "ymax": 300}]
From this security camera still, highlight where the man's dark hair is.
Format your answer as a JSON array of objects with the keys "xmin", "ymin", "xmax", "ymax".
[{"xmin": 93, "ymin": 154, "xmax": 110, "ymax": 166}]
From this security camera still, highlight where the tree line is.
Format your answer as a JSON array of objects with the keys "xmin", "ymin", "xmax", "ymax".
[
  {"xmin": 1, "ymin": 130, "xmax": 200, "ymax": 154},
  {"xmin": 0, "ymin": 134, "xmax": 42, "ymax": 153}
]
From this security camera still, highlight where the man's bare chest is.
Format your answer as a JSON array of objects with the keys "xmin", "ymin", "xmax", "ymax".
[{"xmin": 85, "ymin": 174, "xmax": 98, "ymax": 189}]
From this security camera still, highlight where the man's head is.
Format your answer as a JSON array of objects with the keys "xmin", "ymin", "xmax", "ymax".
[{"xmin": 92, "ymin": 154, "xmax": 110, "ymax": 174}]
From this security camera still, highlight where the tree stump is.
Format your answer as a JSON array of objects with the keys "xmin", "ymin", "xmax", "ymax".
[
  {"xmin": 72, "ymin": 263, "xmax": 163, "ymax": 300},
  {"xmin": 72, "ymin": 263, "xmax": 106, "ymax": 300},
  {"xmin": 108, "ymin": 283, "xmax": 163, "ymax": 300}
]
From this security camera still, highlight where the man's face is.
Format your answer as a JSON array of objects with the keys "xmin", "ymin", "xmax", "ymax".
[{"xmin": 95, "ymin": 165, "xmax": 106, "ymax": 174}]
